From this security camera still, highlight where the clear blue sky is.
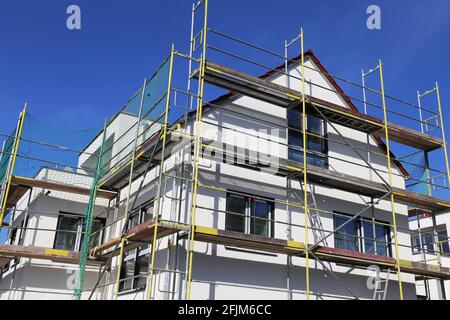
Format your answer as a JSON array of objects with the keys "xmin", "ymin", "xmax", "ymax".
[
  {"xmin": 1, "ymin": 0, "xmax": 450, "ymax": 132},
  {"xmin": 1, "ymin": 1, "xmax": 450, "ymax": 181}
]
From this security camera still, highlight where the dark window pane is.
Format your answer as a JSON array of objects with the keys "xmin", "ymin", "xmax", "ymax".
[
  {"xmin": 226, "ymin": 194, "xmax": 246, "ymax": 233},
  {"xmin": 251, "ymin": 200, "xmax": 271, "ymax": 237},
  {"xmin": 136, "ymin": 252, "xmax": 149, "ymax": 288},
  {"xmin": 119, "ymin": 249, "xmax": 137, "ymax": 292},
  {"xmin": 422, "ymin": 234, "xmax": 434, "ymax": 253},
  {"xmin": 128, "ymin": 211, "xmax": 141, "ymax": 230},
  {"xmin": 363, "ymin": 221, "xmax": 375, "ymax": 254},
  {"xmin": 334, "ymin": 215, "xmax": 359, "ymax": 252},
  {"xmin": 287, "ymin": 110, "xmax": 327, "ymax": 167},
  {"xmin": 142, "ymin": 205, "xmax": 154, "ymax": 223},
  {"xmin": 411, "ymin": 235, "xmax": 421, "ymax": 253},
  {"xmin": 54, "ymin": 216, "xmax": 81, "ymax": 251},
  {"xmin": 287, "ymin": 109, "xmax": 302, "ymax": 130},
  {"xmin": 288, "ymin": 129, "xmax": 302, "ymax": 148},
  {"xmin": 375, "ymin": 224, "xmax": 389, "ymax": 256},
  {"xmin": 438, "ymin": 230, "xmax": 450, "ymax": 254},
  {"xmin": 89, "ymin": 219, "xmax": 105, "ymax": 249}
]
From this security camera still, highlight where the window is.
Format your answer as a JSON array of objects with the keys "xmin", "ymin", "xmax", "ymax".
[
  {"xmin": 8, "ymin": 228, "xmax": 18, "ymax": 246},
  {"xmin": 119, "ymin": 246, "xmax": 150, "ymax": 292},
  {"xmin": 333, "ymin": 213, "xmax": 391, "ymax": 257},
  {"xmin": 225, "ymin": 193, "xmax": 274, "ymax": 237},
  {"xmin": 438, "ymin": 230, "xmax": 450, "ymax": 255},
  {"xmin": 287, "ymin": 108, "xmax": 327, "ymax": 167},
  {"xmin": 17, "ymin": 216, "xmax": 29, "ymax": 246},
  {"xmin": 411, "ymin": 228, "xmax": 450, "ymax": 256},
  {"xmin": 334, "ymin": 215, "xmax": 359, "ymax": 252},
  {"xmin": 118, "ymin": 201, "xmax": 155, "ymax": 293},
  {"xmin": 53, "ymin": 212, "xmax": 105, "ymax": 252},
  {"xmin": 128, "ymin": 202, "xmax": 155, "ymax": 230}
]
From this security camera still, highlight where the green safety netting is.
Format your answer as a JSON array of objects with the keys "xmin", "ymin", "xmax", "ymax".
[
  {"xmin": 98, "ymin": 56, "xmax": 171, "ymax": 177},
  {"xmin": 0, "ymin": 130, "xmax": 15, "ymax": 186},
  {"xmin": 403, "ymin": 152, "xmax": 430, "ymax": 196},
  {"xmin": 14, "ymin": 113, "xmax": 101, "ymax": 180}
]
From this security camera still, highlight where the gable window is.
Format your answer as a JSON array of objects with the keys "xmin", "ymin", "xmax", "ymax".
[
  {"xmin": 225, "ymin": 193, "xmax": 274, "ymax": 238},
  {"xmin": 333, "ymin": 213, "xmax": 391, "ymax": 257},
  {"xmin": 287, "ymin": 108, "xmax": 327, "ymax": 167},
  {"xmin": 53, "ymin": 212, "xmax": 105, "ymax": 252}
]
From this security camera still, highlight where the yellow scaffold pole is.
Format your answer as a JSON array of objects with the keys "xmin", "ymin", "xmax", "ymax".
[
  {"xmin": 379, "ymin": 60, "xmax": 403, "ymax": 300},
  {"xmin": 0, "ymin": 104, "xmax": 26, "ymax": 226},
  {"xmin": 146, "ymin": 44, "xmax": 176, "ymax": 300},
  {"xmin": 186, "ymin": 0, "xmax": 209, "ymax": 300},
  {"xmin": 113, "ymin": 237, "xmax": 126, "ymax": 299},
  {"xmin": 435, "ymin": 82, "xmax": 450, "ymax": 187},
  {"xmin": 300, "ymin": 28, "xmax": 310, "ymax": 300}
]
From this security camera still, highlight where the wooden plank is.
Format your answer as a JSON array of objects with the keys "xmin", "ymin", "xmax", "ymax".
[
  {"xmin": 10, "ymin": 176, "xmax": 117, "ymax": 200},
  {"xmin": 91, "ymin": 219, "xmax": 187, "ymax": 257},
  {"xmin": 200, "ymin": 61, "xmax": 443, "ymax": 152},
  {"xmin": 192, "ymin": 226, "xmax": 450, "ymax": 279},
  {"xmin": 0, "ymin": 244, "xmax": 106, "ymax": 266}
]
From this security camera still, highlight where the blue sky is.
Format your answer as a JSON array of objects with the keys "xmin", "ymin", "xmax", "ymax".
[
  {"xmin": 1, "ymin": 1, "xmax": 450, "ymax": 190},
  {"xmin": 1, "ymin": 0, "xmax": 450, "ymax": 133}
]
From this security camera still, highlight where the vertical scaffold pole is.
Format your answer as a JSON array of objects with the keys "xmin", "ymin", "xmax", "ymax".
[
  {"xmin": 0, "ymin": 140, "xmax": 6, "ymax": 203},
  {"xmin": 0, "ymin": 104, "xmax": 26, "ymax": 227},
  {"xmin": 186, "ymin": 0, "xmax": 208, "ymax": 300},
  {"xmin": 300, "ymin": 28, "xmax": 310, "ymax": 300},
  {"xmin": 74, "ymin": 120, "xmax": 108, "ymax": 300},
  {"xmin": 436, "ymin": 82, "xmax": 450, "ymax": 189},
  {"xmin": 146, "ymin": 45, "xmax": 176, "ymax": 300},
  {"xmin": 378, "ymin": 60, "xmax": 403, "ymax": 300},
  {"xmin": 113, "ymin": 78, "xmax": 147, "ymax": 300}
]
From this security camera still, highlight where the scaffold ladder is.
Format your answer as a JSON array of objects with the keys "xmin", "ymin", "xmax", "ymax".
[{"xmin": 373, "ymin": 268, "xmax": 390, "ymax": 300}]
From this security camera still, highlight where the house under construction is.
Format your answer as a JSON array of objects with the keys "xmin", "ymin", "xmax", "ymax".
[{"xmin": 0, "ymin": 0, "xmax": 449, "ymax": 300}]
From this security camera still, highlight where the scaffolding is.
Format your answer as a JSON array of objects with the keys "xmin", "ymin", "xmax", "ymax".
[{"xmin": 1, "ymin": 0, "xmax": 450, "ymax": 300}]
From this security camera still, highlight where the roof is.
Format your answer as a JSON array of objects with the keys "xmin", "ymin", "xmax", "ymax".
[{"xmin": 192, "ymin": 49, "xmax": 409, "ymax": 177}]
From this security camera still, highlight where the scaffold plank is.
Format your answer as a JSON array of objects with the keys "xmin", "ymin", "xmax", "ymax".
[
  {"xmin": 192, "ymin": 226, "xmax": 450, "ymax": 280},
  {"xmin": 91, "ymin": 219, "xmax": 188, "ymax": 257},
  {"xmin": 0, "ymin": 244, "xmax": 106, "ymax": 266},
  {"xmin": 5, "ymin": 176, "xmax": 117, "ymax": 209}
]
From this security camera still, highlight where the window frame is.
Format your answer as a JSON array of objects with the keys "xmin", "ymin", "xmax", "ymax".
[
  {"xmin": 118, "ymin": 200, "xmax": 155, "ymax": 294},
  {"xmin": 411, "ymin": 228, "xmax": 450, "ymax": 256},
  {"xmin": 287, "ymin": 107, "xmax": 329, "ymax": 168},
  {"xmin": 333, "ymin": 212, "xmax": 392, "ymax": 257},
  {"xmin": 53, "ymin": 211, "xmax": 106, "ymax": 252},
  {"xmin": 225, "ymin": 192, "xmax": 275, "ymax": 238}
]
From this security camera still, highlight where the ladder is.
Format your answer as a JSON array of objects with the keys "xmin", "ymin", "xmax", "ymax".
[
  {"xmin": 299, "ymin": 181, "xmax": 328, "ymax": 247},
  {"xmin": 373, "ymin": 268, "xmax": 390, "ymax": 300}
]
